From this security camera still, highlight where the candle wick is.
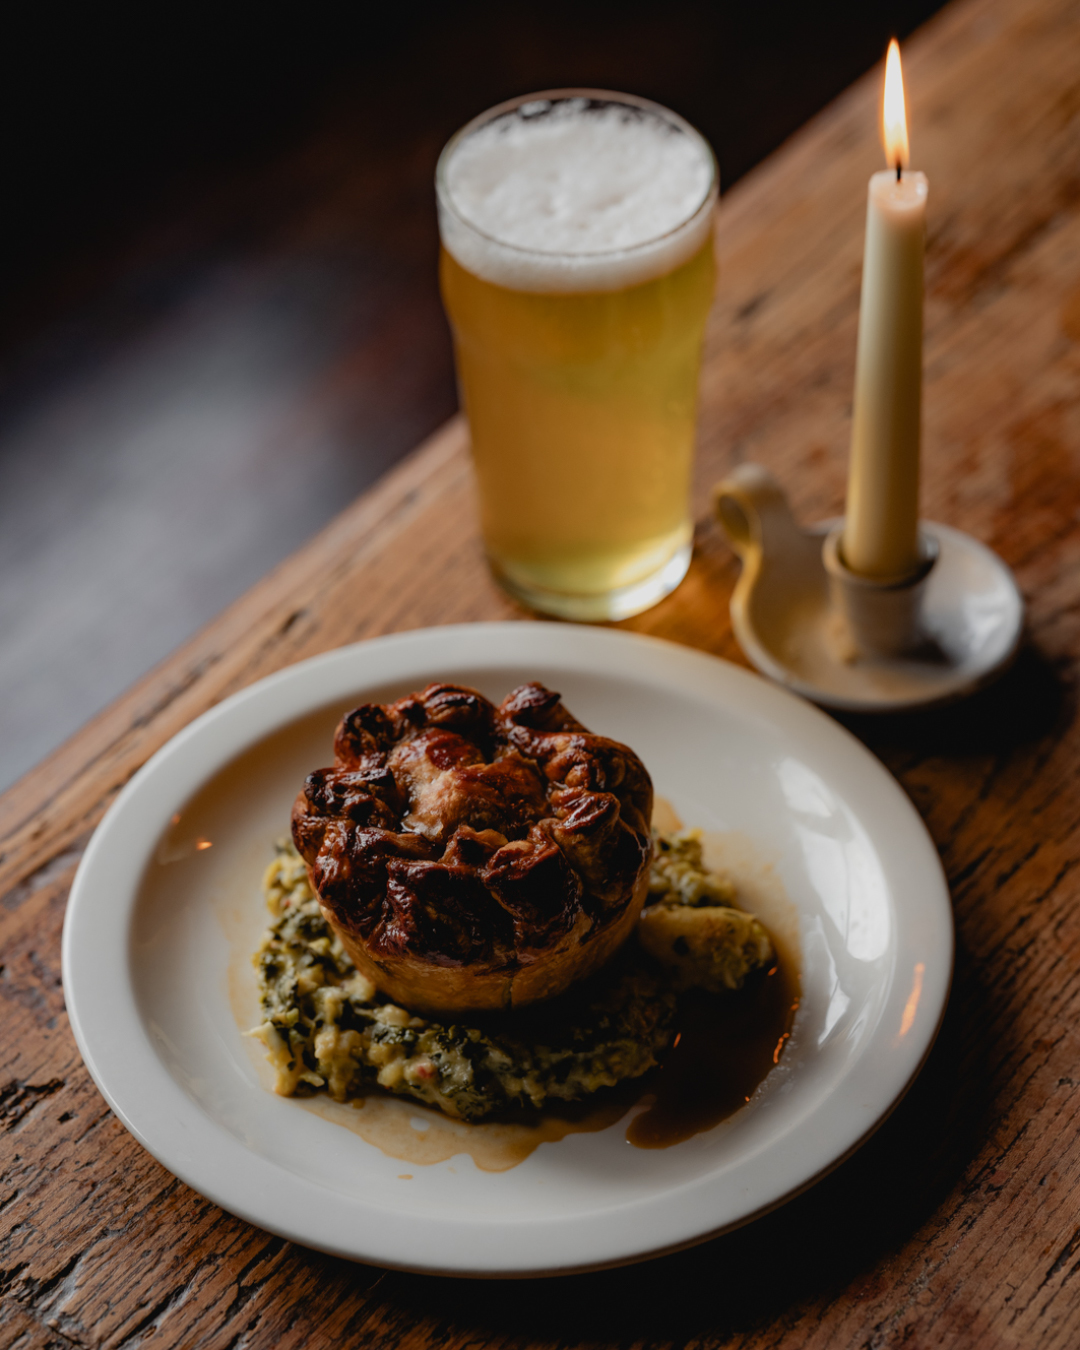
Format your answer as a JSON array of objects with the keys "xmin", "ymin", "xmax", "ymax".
[{"xmin": 896, "ymin": 161, "xmax": 902, "ymax": 182}]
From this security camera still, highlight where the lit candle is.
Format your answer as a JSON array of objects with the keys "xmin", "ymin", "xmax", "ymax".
[{"xmin": 842, "ymin": 40, "xmax": 928, "ymax": 581}]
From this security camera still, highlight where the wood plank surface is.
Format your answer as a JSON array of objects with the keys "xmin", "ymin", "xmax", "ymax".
[{"xmin": 4, "ymin": 0, "xmax": 1080, "ymax": 1344}]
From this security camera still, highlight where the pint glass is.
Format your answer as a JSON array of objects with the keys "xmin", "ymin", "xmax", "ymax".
[{"xmin": 437, "ymin": 91, "xmax": 718, "ymax": 621}]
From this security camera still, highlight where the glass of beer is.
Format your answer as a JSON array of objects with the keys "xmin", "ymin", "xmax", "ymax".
[{"xmin": 437, "ymin": 90, "xmax": 718, "ymax": 621}]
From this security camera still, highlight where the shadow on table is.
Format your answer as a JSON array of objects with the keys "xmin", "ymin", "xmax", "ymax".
[{"xmin": 837, "ymin": 639, "xmax": 1074, "ymax": 761}]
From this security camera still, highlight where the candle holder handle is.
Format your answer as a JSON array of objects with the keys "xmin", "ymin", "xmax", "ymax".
[
  {"xmin": 713, "ymin": 464, "xmax": 828, "ymax": 662},
  {"xmin": 714, "ymin": 463, "xmax": 805, "ymax": 561}
]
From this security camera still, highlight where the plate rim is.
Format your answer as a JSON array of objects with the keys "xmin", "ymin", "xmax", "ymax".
[{"xmin": 62, "ymin": 622, "xmax": 954, "ymax": 1276}]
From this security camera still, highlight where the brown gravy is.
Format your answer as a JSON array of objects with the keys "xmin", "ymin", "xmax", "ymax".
[{"xmin": 627, "ymin": 958, "xmax": 800, "ymax": 1148}]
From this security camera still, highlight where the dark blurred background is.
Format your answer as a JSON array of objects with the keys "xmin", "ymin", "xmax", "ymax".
[{"xmin": 0, "ymin": 1, "xmax": 946, "ymax": 790}]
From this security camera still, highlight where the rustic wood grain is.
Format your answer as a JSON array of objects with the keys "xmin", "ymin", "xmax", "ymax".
[{"xmin": 4, "ymin": 0, "xmax": 1080, "ymax": 1344}]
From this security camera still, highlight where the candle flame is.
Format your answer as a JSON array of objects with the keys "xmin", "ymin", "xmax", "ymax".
[{"xmin": 882, "ymin": 39, "xmax": 909, "ymax": 173}]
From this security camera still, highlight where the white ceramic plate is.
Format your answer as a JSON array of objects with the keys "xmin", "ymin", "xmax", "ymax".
[{"xmin": 62, "ymin": 623, "xmax": 952, "ymax": 1276}]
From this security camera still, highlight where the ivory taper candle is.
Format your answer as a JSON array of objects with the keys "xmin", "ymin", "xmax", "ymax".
[{"xmin": 842, "ymin": 40, "xmax": 927, "ymax": 581}]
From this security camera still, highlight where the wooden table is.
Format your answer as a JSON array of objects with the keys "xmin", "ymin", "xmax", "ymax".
[{"xmin": 4, "ymin": 0, "xmax": 1080, "ymax": 1342}]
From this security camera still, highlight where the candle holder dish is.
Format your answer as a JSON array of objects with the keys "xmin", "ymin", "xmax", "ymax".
[{"xmin": 712, "ymin": 464, "xmax": 1024, "ymax": 713}]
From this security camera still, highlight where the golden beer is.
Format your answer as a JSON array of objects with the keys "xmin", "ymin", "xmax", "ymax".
[{"xmin": 437, "ymin": 92, "xmax": 717, "ymax": 620}]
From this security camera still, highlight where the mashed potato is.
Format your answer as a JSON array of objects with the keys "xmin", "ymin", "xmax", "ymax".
[{"xmin": 642, "ymin": 830, "xmax": 774, "ymax": 993}]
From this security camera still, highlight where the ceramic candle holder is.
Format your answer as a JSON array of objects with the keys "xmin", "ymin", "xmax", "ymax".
[
  {"xmin": 820, "ymin": 524, "xmax": 938, "ymax": 660},
  {"xmin": 712, "ymin": 463, "xmax": 1024, "ymax": 713}
]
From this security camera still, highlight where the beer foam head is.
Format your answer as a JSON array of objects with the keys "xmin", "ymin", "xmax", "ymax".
[{"xmin": 438, "ymin": 94, "xmax": 716, "ymax": 293}]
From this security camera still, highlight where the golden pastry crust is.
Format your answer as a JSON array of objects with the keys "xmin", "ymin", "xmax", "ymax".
[{"xmin": 291, "ymin": 682, "xmax": 654, "ymax": 1015}]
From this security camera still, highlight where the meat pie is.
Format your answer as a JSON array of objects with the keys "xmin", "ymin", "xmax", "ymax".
[{"xmin": 291, "ymin": 682, "xmax": 653, "ymax": 1014}]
